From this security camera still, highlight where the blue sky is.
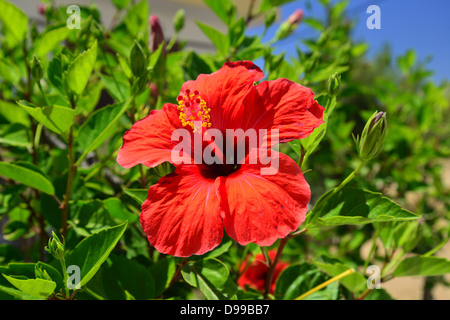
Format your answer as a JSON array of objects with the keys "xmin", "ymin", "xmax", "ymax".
[{"xmin": 247, "ymin": 0, "xmax": 450, "ymax": 83}]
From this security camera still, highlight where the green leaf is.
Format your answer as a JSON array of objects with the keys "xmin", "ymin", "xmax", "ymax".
[
  {"xmin": 303, "ymin": 18, "xmax": 324, "ymax": 31},
  {"xmin": 2, "ymin": 220, "xmax": 29, "ymax": 241},
  {"xmin": 0, "ymin": 123, "xmax": 31, "ymax": 148},
  {"xmin": 375, "ymin": 220, "xmax": 422, "ymax": 252},
  {"xmin": 259, "ymin": 0, "xmax": 296, "ymax": 12},
  {"xmin": 393, "ymin": 256, "xmax": 450, "ymax": 277},
  {"xmin": 0, "ymin": 59, "xmax": 21, "ymax": 83},
  {"xmin": 0, "ymin": 0, "xmax": 28, "ymax": 46},
  {"xmin": 181, "ymin": 258, "xmax": 237, "ymax": 300},
  {"xmin": 103, "ymin": 198, "xmax": 138, "ymax": 223},
  {"xmin": 306, "ymin": 187, "xmax": 420, "ymax": 228},
  {"xmin": 99, "ymin": 74, "xmax": 130, "ymax": 102},
  {"xmin": 204, "ymin": 240, "xmax": 232, "ymax": 260},
  {"xmin": 0, "ymin": 244, "xmax": 23, "ymax": 264},
  {"xmin": 123, "ymin": 0, "xmax": 149, "ymax": 36},
  {"xmin": 196, "ymin": 21, "xmax": 229, "ymax": 57},
  {"xmin": 66, "ymin": 40, "xmax": 98, "ymax": 95},
  {"xmin": 16, "ymin": 100, "xmax": 75, "ymax": 135},
  {"xmin": 274, "ymin": 263, "xmax": 331, "ymax": 300},
  {"xmin": 365, "ymin": 288, "xmax": 394, "ymax": 300},
  {"xmin": 76, "ymin": 100, "xmax": 130, "ymax": 165},
  {"xmin": 34, "ymin": 26, "xmax": 70, "ymax": 59},
  {"xmin": 149, "ymin": 258, "xmax": 176, "ymax": 297},
  {"xmin": 66, "ymin": 221, "xmax": 128, "ymax": 288},
  {"xmin": 2, "ymin": 275, "xmax": 56, "ymax": 299},
  {"xmin": 314, "ymin": 256, "xmax": 366, "ymax": 293},
  {"xmin": 202, "ymin": 0, "xmax": 235, "ymax": 25},
  {"xmin": 229, "ymin": 18, "xmax": 246, "ymax": 48},
  {"xmin": 298, "ymin": 96, "xmax": 336, "ymax": 166},
  {"xmin": 0, "ymin": 100, "xmax": 30, "ymax": 126},
  {"xmin": 397, "ymin": 49, "xmax": 416, "ymax": 73},
  {"xmin": 149, "ymin": 43, "xmax": 164, "ymax": 70},
  {"xmin": 0, "ymin": 161, "xmax": 55, "ymax": 195},
  {"xmin": 123, "ymin": 188, "xmax": 148, "ymax": 204},
  {"xmin": 0, "ymin": 283, "xmax": 43, "ymax": 300},
  {"xmin": 106, "ymin": 254, "xmax": 155, "ymax": 299},
  {"xmin": 112, "ymin": 0, "xmax": 131, "ymax": 10}
]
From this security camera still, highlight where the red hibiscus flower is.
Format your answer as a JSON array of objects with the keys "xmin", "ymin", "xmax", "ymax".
[
  {"xmin": 117, "ymin": 61, "xmax": 324, "ymax": 257},
  {"xmin": 238, "ymin": 250, "xmax": 289, "ymax": 294}
]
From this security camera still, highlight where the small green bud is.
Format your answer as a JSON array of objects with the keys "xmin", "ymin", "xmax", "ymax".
[
  {"xmin": 173, "ymin": 9, "xmax": 185, "ymax": 33},
  {"xmin": 31, "ymin": 55, "xmax": 43, "ymax": 81},
  {"xmin": 274, "ymin": 9, "xmax": 304, "ymax": 40},
  {"xmin": 226, "ymin": 2, "xmax": 236, "ymax": 20},
  {"xmin": 355, "ymin": 111, "xmax": 387, "ymax": 161},
  {"xmin": 327, "ymin": 73, "xmax": 341, "ymax": 97},
  {"xmin": 274, "ymin": 21, "xmax": 292, "ymax": 40},
  {"xmin": 130, "ymin": 40, "xmax": 147, "ymax": 77},
  {"xmin": 45, "ymin": 231, "xmax": 65, "ymax": 260},
  {"xmin": 35, "ymin": 264, "xmax": 52, "ymax": 281}
]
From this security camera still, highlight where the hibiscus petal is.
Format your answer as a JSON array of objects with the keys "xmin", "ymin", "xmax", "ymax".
[
  {"xmin": 217, "ymin": 151, "xmax": 310, "ymax": 246},
  {"xmin": 180, "ymin": 61, "xmax": 264, "ymax": 131},
  {"xmin": 242, "ymin": 78, "xmax": 325, "ymax": 146},
  {"xmin": 117, "ymin": 103, "xmax": 191, "ymax": 169},
  {"xmin": 141, "ymin": 165, "xmax": 224, "ymax": 257}
]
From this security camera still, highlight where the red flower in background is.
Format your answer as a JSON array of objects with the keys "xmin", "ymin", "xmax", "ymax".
[
  {"xmin": 117, "ymin": 61, "xmax": 324, "ymax": 257},
  {"xmin": 238, "ymin": 250, "xmax": 289, "ymax": 294}
]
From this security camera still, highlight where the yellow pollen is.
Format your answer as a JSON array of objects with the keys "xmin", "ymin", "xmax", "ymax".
[{"xmin": 177, "ymin": 90, "xmax": 211, "ymax": 131}]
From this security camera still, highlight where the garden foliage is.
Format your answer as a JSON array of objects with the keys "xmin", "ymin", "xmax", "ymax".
[{"xmin": 0, "ymin": 0, "xmax": 449, "ymax": 300}]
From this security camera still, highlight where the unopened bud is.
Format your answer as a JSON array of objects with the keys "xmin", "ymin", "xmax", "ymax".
[
  {"xmin": 327, "ymin": 73, "xmax": 341, "ymax": 97},
  {"xmin": 173, "ymin": 9, "xmax": 185, "ymax": 33},
  {"xmin": 31, "ymin": 55, "xmax": 43, "ymax": 81},
  {"xmin": 274, "ymin": 9, "xmax": 304, "ymax": 40},
  {"xmin": 35, "ymin": 265, "xmax": 52, "ymax": 281},
  {"xmin": 149, "ymin": 15, "xmax": 165, "ymax": 53},
  {"xmin": 287, "ymin": 9, "xmax": 304, "ymax": 26},
  {"xmin": 355, "ymin": 111, "xmax": 387, "ymax": 161},
  {"xmin": 38, "ymin": 3, "xmax": 46, "ymax": 15},
  {"xmin": 45, "ymin": 231, "xmax": 65, "ymax": 260},
  {"xmin": 130, "ymin": 40, "xmax": 147, "ymax": 77},
  {"xmin": 148, "ymin": 82, "xmax": 159, "ymax": 100}
]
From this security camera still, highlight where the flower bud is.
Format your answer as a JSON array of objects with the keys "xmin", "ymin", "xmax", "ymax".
[
  {"xmin": 355, "ymin": 111, "xmax": 387, "ymax": 161},
  {"xmin": 173, "ymin": 9, "xmax": 185, "ymax": 33},
  {"xmin": 149, "ymin": 15, "xmax": 165, "ymax": 53},
  {"xmin": 327, "ymin": 73, "xmax": 341, "ymax": 97},
  {"xmin": 35, "ymin": 265, "xmax": 52, "ymax": 281},
  {"xmin": 45, "ymin": 231, "xmax": 65, "ymax": 260},
  {"xmin": 274, "ymin": 9, "xmax": 304, "ymax": 40},
  {"xmin": 148, "ymin": 82, "xmax": 159, "ymax": 100},
  {"xmin": 31, "ymin": 55, "xmax": 43, "ymax": 81},
  {"xmin": 38, "ymin": 3, "xmax": 46, "ymax": 15},
  {"xmin": 130, "ymin": 40, "xmax": 147, "ymax": 77},
  {"xmin": 287, "ymin": 9, "xmax": 304, "ymax": 26}
]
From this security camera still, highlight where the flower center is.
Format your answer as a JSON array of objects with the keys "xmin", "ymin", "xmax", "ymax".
[{"xmin": 177, "ymin": 89, "xmax": 211, "ymax": 132}]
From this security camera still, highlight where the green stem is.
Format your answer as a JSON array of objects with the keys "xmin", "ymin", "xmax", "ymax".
[
  {"xmin": 339, "ymin": 161, "xmax": 364, "ymax": 190},
  {"xmin": 34, "ymin": 123, "xmax": 43, "ymax": 149},
  {"xmin": 59, "ymin": 258, "xmax": 70, "ymax": 298},
  {"xmin": 37, "ymin": 81, "xmax": 51, "ymax": 106},
  {"xmin": 166, "ymin": 33, "xmax": 178, "ymax": 52},
  {"xmin": 363, "ymin": 227, "xmax": 381, "ymax": 271},
  {"xmin": 61, "ymin": 126, "xmax": 75, "ymax": 238},
  {"xmin": 310, "ymin": 160, "xmax": 365, "ymax": 217}
]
